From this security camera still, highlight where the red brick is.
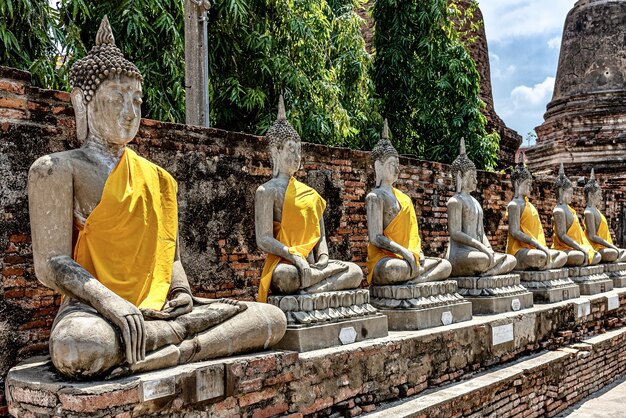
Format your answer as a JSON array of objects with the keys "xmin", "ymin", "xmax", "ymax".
[
  {"xmin": 252, "ymin": 401, "xmax": 289, "ymax": 418},
  {"xmin": 59, "ymin": 388, "xmax": 139, "ymax": 413},
  {"xmin": 238, "ymin": 387, "xmax": 277, "ymax": 407},
  {"xmin": 0, "ymin": 97, "xmax": 27, "ymax": 110}
]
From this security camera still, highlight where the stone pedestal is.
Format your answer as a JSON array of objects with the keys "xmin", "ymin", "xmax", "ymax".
[
  {"xmin": 603, "ymin": 263, "xmax": 626, "ymax": 288},
  {"xmin": 454, "ymin": 274, "xmax": 534, "ymax": 315},
  {"xmin": 568, "ymin": 265, "xmax": 613, "ymax": 295},
  {"xmin": 267, "ymin": 289, "xmax": 388, "ymax": 352},
  {"xmin": 369, "ymin": 280, "xmax": 472, "ymax": 331},
  {"xmin": 515, "ymin": 269, "xmax": 580, "ymax": 303}
]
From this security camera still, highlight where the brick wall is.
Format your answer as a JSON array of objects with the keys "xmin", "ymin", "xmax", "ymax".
[{"xmin": 1, "ymin": 65, "xmax": 625, "ymax": 414}]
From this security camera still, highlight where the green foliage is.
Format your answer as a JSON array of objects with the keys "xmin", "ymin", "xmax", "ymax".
[
  {"xmin": 56, "ymin": 0, "xmax": 186, "ymax": 123},
  {"xmin": 372, "ymin": 0, "xmax": 499, "ymax": 170},
  {"xmin": 208, "ymin": 0, "xmax": 380, "ymax": 148},
  {"xmin": 0, "ymin": 0, "xmax": 64, "ymax": 88}
]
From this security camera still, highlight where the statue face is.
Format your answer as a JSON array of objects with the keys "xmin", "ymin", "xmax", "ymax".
[
  {"xmin": 461, "ymin": 169, "xmax": 478, "ymax": 192},
  {"xmin": 380, "ymin": 156, "xmax": 400, "ymax": 184},
  {"xmin": 87, "ymin": 75, "xmax": 143, "ymax": 145},
  {"xmin": 274, "ymin": 139, "xmax": 301, "ymax": 176},
  {"xmin": 518, "ymin": 178, "xmax": 532, "ymax": 197},
  {"xmin": 561, "ymin": 186, "xmax": 573, "ymax": 204},
  {"xmin": 590, "ymin": 189, "xmax": 602, "ymax": 205}
]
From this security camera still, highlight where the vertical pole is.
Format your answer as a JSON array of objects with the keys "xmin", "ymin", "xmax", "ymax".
[{"xmin": 184, "ymin": 0, "xmax": 210, "ymax": 127}]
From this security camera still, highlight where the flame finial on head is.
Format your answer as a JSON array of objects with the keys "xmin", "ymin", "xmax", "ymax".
[
  {"xmin": 372, "ymin": 118, "xmax": 398, "ymax": 163},
  {"xmin": 512, "ymin": 155, "xmax": 533, "ymax": 185},
  {"xmin": 554, "ymin": 162, "xmax": 573, "ymax": 192},
  {"xmin": 584, "ymin": 167, "xmax": 601, "ymax": 197},
  {"xmin": 266, "ymin": 94, "xmax": 301, "ymax": 150},
  {"xmin": 95, "ymin": 15, "xmax": 115, "ymax": 46}
]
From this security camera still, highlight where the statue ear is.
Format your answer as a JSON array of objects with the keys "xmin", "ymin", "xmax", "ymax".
[
  {"xmin": 456, "ymin": 171, "xmax": 462, "ymax": 193},
  {"xmin": 270, "ymin": 147, "xmax": 279, "ymax": 178},
  {"xmin": 70, "ymin": 88, "xmax": 88, "ymax": 142},
  {"xmin": 374, "ymin": 160, "xmax": 383, "ymax": 187}
]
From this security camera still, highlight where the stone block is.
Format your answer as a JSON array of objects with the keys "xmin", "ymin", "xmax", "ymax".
[
  {"xmin": 514, "ymin": 269, "xmax": 580, "ymax": 303},
  {"xmin": 603, "ymin": 262, "xmax": 626, "ymax": 288},
  {"xmin": 454, "ymin": 274, "xmax": 533, "ymax": 314},
  {"xmin": 568, "ymin": 266, "xmax": 613, "ymax": 295},
  {"xmin": 378, "ymin": 301, "xmax": 473, "ymax": 331}
]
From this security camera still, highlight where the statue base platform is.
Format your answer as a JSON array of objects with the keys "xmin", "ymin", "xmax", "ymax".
[
  {"xmin": 568, "ymin": 265, "xmax": 612, "ymax": 295},
  {"xmin": 454, "ymin": 274, "xmax": 534, "ymax": 315},
  {"xmin": 267, "ymin": 289, "xmax": 388, "ymax": 352},
  {"xmin": 514, "ymin": 269, "xmax": 580, "ymax": 303},
  {"xmin": 603, "ymin": 262, "xmax": 626, "ymax": 288},
  {"xmin": 369, "ymin": 281, "xmax": 472, "ymax": 330}
]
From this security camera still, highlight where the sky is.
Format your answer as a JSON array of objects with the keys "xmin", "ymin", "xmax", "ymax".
[{"xmin": 478, "ymin": 0, "xmax": 577, "ymax": 146}]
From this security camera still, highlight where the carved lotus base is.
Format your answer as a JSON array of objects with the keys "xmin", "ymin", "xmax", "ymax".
[
  {"xmin": 602, "ymin": 262, "xmax": 626, "ymax": 288},
  {"xmin": 369, "ymin": 280, "xmax": 472, "ymax": 330},
  {"xmin": 514, "ymin": 269, "xmax": 580, "ymax": 303},
  {"xmin": 453, "ymin": 274, "xmax": 534, "ymax": 315},
  {"xmin": 568, "ymin": 266, "xmax": 613, "ymax": 295}
]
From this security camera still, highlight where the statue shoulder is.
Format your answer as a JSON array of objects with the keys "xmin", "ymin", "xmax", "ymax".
[
  {"xmin": 255, "ymin": 179, "xmax": 279, "ymax": 203},
  {"xmin": 365, "ymin": 189, "xmax": 384, "ymax": 204},
  {"xmin": 447, "ymin": 193, "xmax": 463, "ymax": 208},
  {"xmin": 29, "ymin": 151, "xmax": 76, "ymax": 182}
]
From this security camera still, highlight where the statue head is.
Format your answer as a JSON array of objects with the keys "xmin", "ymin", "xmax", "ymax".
[
  {"xmin": 266, "ymin": 95, "xmax": 302, "ymax": 178},
  {"xmin": 450, "ymin": 138, "xmax": 477, "ymax": 193},
  {"xmin": 554, "ymin": 162, "xmax": 574, "ymax": 204},
  {"xmin": 511, "ymin": 154, "xmax": 533, "ymax": 198},
  {"xmin": 372, "ymin": 119, "xmax": 400, "ymax": 187},
  {"xmin": 584, "ymin": 168, "xmax": 602, "ymax": 206},
  {"xmin": 69, "ymin": 16, "xmax": 144, "ymax": 145}
]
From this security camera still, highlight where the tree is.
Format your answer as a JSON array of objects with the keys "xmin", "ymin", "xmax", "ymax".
[
  {"xmin": 0, "ymin": 0, "xmax": 64, "ymax": 88},
  {"xmin": 56, "ymin": 0, "xmax": 187, "ymax": 123},
  {"xmin": 372, "ymin": 0, "xmax": 499, "ymax": 170},
  {"xmin": 207, "ymin": 0, "xmax": 380, "ymax": 148}
]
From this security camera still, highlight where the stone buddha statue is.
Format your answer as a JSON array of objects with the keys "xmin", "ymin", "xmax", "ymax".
[
  {"xmin": 255, "ymin": 96, "xmax": 363, "ymax": 303},
  {"xmin": 551, "ymin": 163, "xmax": 601, "ymax": 266},
  {"xmin": 366, "ymin": 120, "xmax": 452, "ymax": 284},
  {"xmin": 583, "ymin": 169, "xmax": 626, "ymax": 263},
  {"xmin": 506, "ymin": 161, "xmax": 568, "ymax": 270},
  {"xmin": 27, "ymin": 16, "xmax": 286, "ymax": 380},
  {"xmin": 446, "ymin": 139, "xmax": 517, "ymax": 277}
]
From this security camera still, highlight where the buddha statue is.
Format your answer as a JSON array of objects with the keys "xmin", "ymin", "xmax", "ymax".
[
  {"xmin": 583, "ymin": 169, "xmax": 626, "ymax": 263},
  {"xmin": 446, "ymin": 139, "xmax": 517, "ymax": 277},
  {"xmin": 506, "ymin": 161, "xmax": 568, "ymax": 270},
  {"xmin": 366, "ymin": 120, "xmax": 452, "ymax": 284},
  {"xmin": 27, "ymin": 16, "xmax": 286, "ymax": 380},
  {"xmin": 255, "ymin": 96, "xmax": 363, "ymax": 303},
  {"xmin": 551, "ymin": 163, "xmax": 601, "ymax": 266}
]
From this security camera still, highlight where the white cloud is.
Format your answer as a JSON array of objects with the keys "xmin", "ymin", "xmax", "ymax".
[
  {"xmin": 492, "ymin": 64, "xmax": 517, "ymax": 80},
  {"xmin": 547, "ymin": 36, "xmax": 562, "ymax": 49},
  {"xmin": 510, "ymin": 76, "xmax": 555, "ymax": 109},
  {"xmin": 478, "ymin": 0, "xmax": 576, "ymax": 42}
]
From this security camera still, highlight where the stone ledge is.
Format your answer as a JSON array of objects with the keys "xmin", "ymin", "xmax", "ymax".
[{"xmin": 6, "ymin": 290, "xmax": 626, "ymax": 417}]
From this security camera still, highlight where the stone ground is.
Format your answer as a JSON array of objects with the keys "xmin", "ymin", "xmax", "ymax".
[{"xmin": 557, "ymin": 375, "xmax": 626, "ymax": 418}]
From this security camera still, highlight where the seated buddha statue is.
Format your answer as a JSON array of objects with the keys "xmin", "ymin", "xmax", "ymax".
[
  {"xmin": 255, "ymin": 96, "xmax": 363, "ymax": 303},
  {"xmin": 446, "ymin": 139, "xmax": 517, "ymax": 276},
  {"xmin": 506, "ymin": 161, "xmax": 568, "ymax": 270},
  {"xmin": 551, "ymin": 163, "xmax": 601, "ymax": 266},
  {"xmin": 27, "ymin": 16, "xmax": 286, "ymax": 380},
  {"xmin": 583, "ymin": 169, "xmax": 626, "ymax": 263},
  {"xmin": 366, "ymin": 120, "xmax": 452, "ymax": 284}
]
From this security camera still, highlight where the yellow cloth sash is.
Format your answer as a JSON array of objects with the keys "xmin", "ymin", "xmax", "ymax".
[
  {"xmin": 506, "ymin": 197, "xmax": 547, "ymax": 255},
  {"xmin": 366, "ymin": 188, "xmax": 421, "ymax": 284},
  {"xmin": 258, "ymin": 177, "xmax": 326, "ymax": 302},
  {"xmin": 551, "ymin": 205, "xmax": 595, "ymax": 262},
  {"xmin": 587, "ymin": 211, "xmax": 614, "ymax": 251},
  {"xmin": 73, "ymin": 148, "xmax": 178, "ymax": 311}
]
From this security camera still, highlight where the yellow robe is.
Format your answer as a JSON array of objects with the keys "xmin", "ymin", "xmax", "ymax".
[
  {"xmin": 587, "ymin": 211, "xmax": 614, "ymax": 251},
  {"xmin": 258, "ymin": 177, "xmax": 326, "ymax": 303},
  {"xmin": 551, "ymin": 205, "xmax": 596, "ymax": 262},
  {"xmin": 73, "ymin": 148, "xmax": 178, "ymax": 311},
  {"xmin": 366, "ymin": 188, "xmax": 421, "ymax": 284},
  {"xmin": 506, "ymin": 197, "xmax": 547, "ymax": 255}
]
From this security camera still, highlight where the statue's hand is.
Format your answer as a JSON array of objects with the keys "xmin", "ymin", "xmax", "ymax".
[
  {"xmin": 162, "ymin": 291, "xmax": 193, "ymax": 318},
  {"xmin": 582, "ymin": 252, "xmax": 589, "ymax": 266},
  {"xmin": 483, "ymin": 246, "xmax": 496, "ymax": 269},
  {"xmin": 539, "ymin": 246, "xmax": 551, "ymax": 268},
  {"xmin": 99, "ymin": 297, "xmax": 145, "ymax": 365},
  {"xmin": 310, "ymin": 254, "xmax": 329, "ymax": 270},
  {"xmin": 404, "ymin": 251, "xmax": 420, "ymax": 279},
  {"xmin": 291, "ymin": 254, "xmax": 312, "ymax": 288}
]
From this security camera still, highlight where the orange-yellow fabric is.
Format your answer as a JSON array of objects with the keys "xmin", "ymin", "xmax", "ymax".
[
  {"xmin": 366, "ymin": 188, "xmax": 421, "ymax": 284},
  {"xmin": 506, "ymin": 197, "xmax": 547, "ymax": 255},
  {"xmin": 552, "ymin": 205, "xmax": 595, "ymax": 262},
  {"xmin": 73, "ymin": 148, "xmax": 178, "ymax": 311},
  {"xmin": 258, "ymin": 177, "xmax": 326, "ymax": 302},
  {"xmin": 587, "ymin": 211, "xmax": 614, "ymax": 250}
]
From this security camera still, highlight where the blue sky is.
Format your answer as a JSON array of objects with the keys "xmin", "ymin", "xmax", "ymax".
[{"xmin": 478, "ymin": 0, "xmax": 577, "ymax": 146}]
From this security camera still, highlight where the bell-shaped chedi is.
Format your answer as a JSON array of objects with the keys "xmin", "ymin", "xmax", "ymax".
[{"xmin": 526, "ymin": 0, "xmax": 626, "ymax": 177}]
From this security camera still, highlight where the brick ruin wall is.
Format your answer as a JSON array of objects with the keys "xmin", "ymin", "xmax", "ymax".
[{"xmin": 1, "ymin": 66, "xmax": 626, "ymax": 414}]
